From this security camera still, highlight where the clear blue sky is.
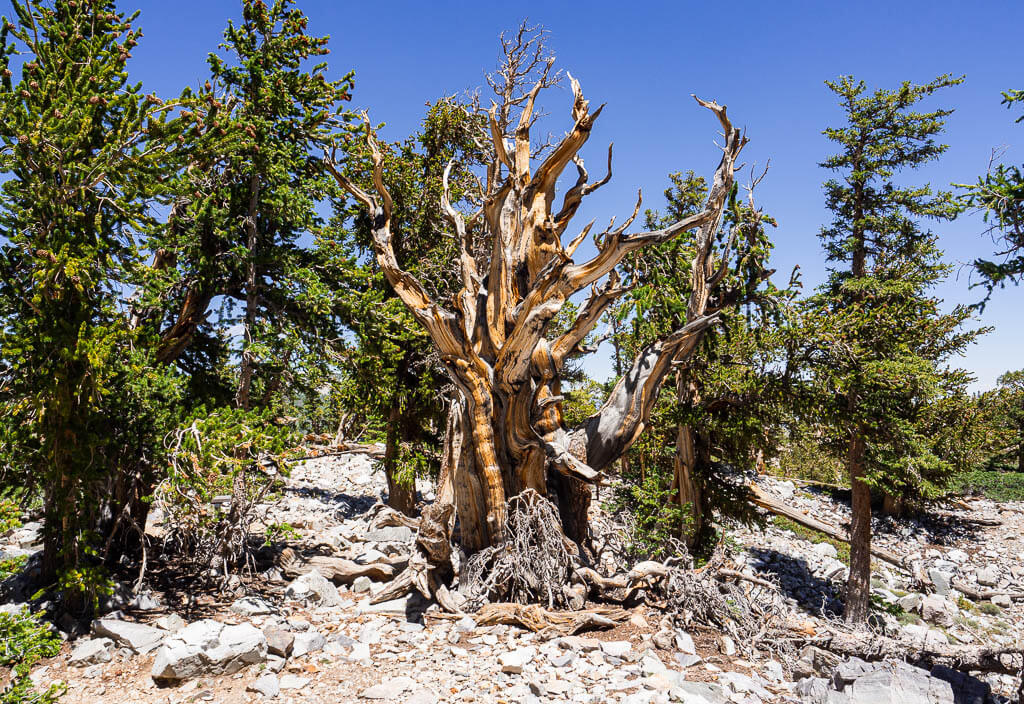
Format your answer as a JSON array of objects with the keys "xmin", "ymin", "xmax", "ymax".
[{"xmin": 120, "ymin": 0, "xmax": 1022, "ymax": 390}]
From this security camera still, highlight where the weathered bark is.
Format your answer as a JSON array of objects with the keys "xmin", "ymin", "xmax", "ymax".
[
  {"xmin": 328, "ymin": 77, "xmax": 747, "ymax": 560},
  {"xmin": 820, "ymin": 630, "xmax": 1023, "ymax": 677},
  {"xmin": 846, "ymin": 432, "xmax": 871, "ymax": 624},
  {"xmin": 673, "ymin": 374, "xmax": 703, "ymax": 550},
  {"xmin": 278, "ymin": 547, "xmax": 396, "ymax": 584}
]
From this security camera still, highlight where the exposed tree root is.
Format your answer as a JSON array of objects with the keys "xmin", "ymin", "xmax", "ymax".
[{"xmin": 460, "ymin": 491, "xmax": 576, "ymax": 609}]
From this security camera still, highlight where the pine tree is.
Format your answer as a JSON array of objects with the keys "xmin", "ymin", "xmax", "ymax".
[
  {"xmin": 614, "ymin": 170, "xmax": 796, "ymax": 553},
  {"xmin": 334, "ymin": 99, "xmax": 484, "ymax": 514},
  {"xmin": 146, "ymin": 0, "xmax": 355, "ymax": 410},
  {"xmin": 807, "ymin": 74, "xmax": 982, "ymax": 623},
  {"xmin": 961, "ymin": 89, "xmax": 1024, "ymax": 307},
  {"xmin": 0, "ymin": 0, "xmax": 186, "ymax": 598}
]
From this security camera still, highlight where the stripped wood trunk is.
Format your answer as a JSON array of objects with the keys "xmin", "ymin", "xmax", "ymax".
[{"xmin": 330, "ymin": 77, "xmax": 747, "ymax": 555}]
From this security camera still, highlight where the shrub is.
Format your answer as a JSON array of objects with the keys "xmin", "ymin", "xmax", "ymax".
[
  {"xmin": 156, "ymin": 408, "xmax": 298, "ymax": 583},
  {"xmin": 0, "ymin": 610, "xmax": 63, "ymax": 704}
]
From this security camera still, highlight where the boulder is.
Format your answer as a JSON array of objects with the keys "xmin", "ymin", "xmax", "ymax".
[
  {"xmin": 975, "ymin": 566, "xmax": 999, "ymax": 587},
  {"xmin": 151, "ymin": 642, "xmax": 207, "ymax": 681},
  {"xmin": 291, "ymin": 629, "xmax": 325, "ymax": 657},
  {"xmin": 285, "ymin": 569, "xmax": 342, "ymax": 607},
  {"xmin": 897, "ymin": 593, "xmax": 924, "ymax": 614},
  {"xmin": 92, "ymin": 618, "xmax": 164, "ymax": 654},
  {"xmin": 68, "ymin": 638, "xmax": 113, "ymax": 666},
  {"xmin": 263, "ymin": 624, "xmax": 294, "ymax": 657},
  {"xmin": 929, "ymin": 665, "xmax": 989, "ymax": 704},
  {"xmin": 248, "ymin": 673, "xmax": 280, "ymax": 698},
  {"xmin": 176, "ymin": 619, "xmax": 223, "ymax": 648},
  {"xmin": 153, "ymin": 614, "xmax": 186, "ymax": 633},
  {"xmin": 921, "ymin": 595, "xmax": 956, "ymax": 627},
  {"xmin": 927, "ymin": 569, "xmax": 953, "ymax": 596},
  {"xmin": 847, "ymin": 665, "xmax": 953, "ymax": 704}
]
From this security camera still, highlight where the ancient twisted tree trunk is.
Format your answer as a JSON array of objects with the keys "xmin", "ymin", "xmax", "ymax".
[{"xmin": 329, "ymin": 77, "xmax": 746, "ymax": 556}]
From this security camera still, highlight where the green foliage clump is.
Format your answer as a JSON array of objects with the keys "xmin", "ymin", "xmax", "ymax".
[
  {"xmin": 606, "ymin": 467, "xmax": 688, "ymax": 562},
  {"xmin": 157, "ymin": 408, "xmax": 298, "ymax": 579},
  {"xmin": 0, "ymin": 610, "xmax": 63, "ymax": 704},
  {"xmin": 956, "ymin": 469, "xmax": 1024, "ymax": 502}
]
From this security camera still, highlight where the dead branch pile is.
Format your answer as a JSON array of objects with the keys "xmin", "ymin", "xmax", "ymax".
[
  {"xmin": 654, "ymin": 545, "xmax": 794, "ymax": 660},
  {"xmin": 460, "ymin": 490, "xmax": 576, "ymax": 609}
]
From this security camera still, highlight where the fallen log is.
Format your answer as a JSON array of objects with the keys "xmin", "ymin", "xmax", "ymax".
[
  {"xmin": 749, "ymin": 484, "xmax": 905, "ymax": 568},
  {"xmin": 474, "ymin": 603, "xmax": 629, "ymax": 637},
  {"xmin": 818, "ymin": 629, "xmax": 1024, "ymax": 677},
  {"xmin": 278, "ymin": 547, "xmax": 396, "ymax": 584}
]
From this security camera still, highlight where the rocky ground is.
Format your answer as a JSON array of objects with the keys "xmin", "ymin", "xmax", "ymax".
[{"xmin": 2, "ymin": 453, "xmax": 1023, "ymax": 703}]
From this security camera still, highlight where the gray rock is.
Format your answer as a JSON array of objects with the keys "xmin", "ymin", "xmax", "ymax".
[
  {"xmin": 991, "ymin": 594, "xmax": 1011, "ymax": 608},
  {"xmin": 922, "ymin": 595, "xmax": 956, "ymax": 627},
  {"xmin": 897, "ymin": 593, "xmax": 924, "ymax": 613},
  {"xmin": 718, "ymin": 671, "xmax": 771, "ymax": 698},
  {"xmin": 351, "ymin": 576, "xmax": 373, "ymax": 593},
  {"xmin": 776, "ymin": 480, "xmax": 796, "ymax": 500},
  {"xmin": 795, "ymin": 677, "xmax": 851, "ymax": 704},
  {"xmin": 231, "ymin": 596, "xmax": 274, "ymax": 616},
  {"xmin": 975, "ymin": 566, "xmax": 999, "ymax": 587},
  {"xmin": 833, "ymin": 657, "xmax": 876, "ymax": 689},
  {"xmin": 176, "ymin": 619, "xmax": 223, "ymax": 648},
  {"xmin": 266, "ymin": 654, "xmax": 286, "ymax": 672},
  {"xmin": 674, "ymin": 653, "xmax": 702, "ymax": 668},
  {"xmin": 285, "ymin": 569, "xmax": 342, "ymax": 607},
  {"xmin": 848, "ymin": 665, "xmax": 953, "ymax": 704},
  {"xmin": 668, "ymin": 681, "xmax": 728, "ymax": 704},
  {"xmin": 499, "ymin": 646, "xmax": 536, "ymax": 674},
  {"xmin": 719, "ymin": 635, "xmax": 736, "ymax": 656},
  {"xmin": 549, "ymin": 651, "xmax": 575, "ymax": 667},
  {"xmin": 813, "ymin": 542, "xmax": 839, "ymax": 559},
  {"xmin": 128, "ymin": 591, "xmax": 162, "ymax": 611},
  {"xmin": 364, "ymin": 526, "xmax": 414, "ymax": 543},
  {"xmin": 640, "ymin": 652, "xmax": 666, "ymax": 675},
  {"xmin": 674, "ymin": 629, "xmax": 696, "ymax": 654},
  {"xmin": 248, "ymin": 673, "xmax": 280, "ymax": 698},
  {"xmin": 212, "ymin": 622, "xmax": 267, "ymax": 670},
  {"xmin": 291, "ymin": 629, "xmax": 325, "ymax": 657},
  {"xmin": 92, "ymin": 618, "xmax": 164, "ymax": 654},
  {"xmin": 279, "ymin": 674, "xmax": 310, "ymax": 691},
  {"xmin": 946, "ymin": 549, "xmax": 968, "ymax": 564},
  {"xmin": 68, "ymin": 638, "xmax": 113, "ymax": 666},
  {"xmin": 359, "ymin": 676, "xmax": 415, "ymax": 699},
  {"xmin": 151, "ymin": 642, "xmax": 207, "ymax": 681},
  {"xmin": 601, "ymin": 640, "xmax": 633, "ymax": 659},
  {"xmin": 928, "ymin": 569, "xmax": 953, "ymax": 596},
  {"xmin": 455, "ymin": 615, "xmax": 477, "ymax": 633},
  {"xmin": 263, "ymin": 624, "xmax": 294, "ymax": 657},
  {"xmin": 153, "ymin": 614, "xmax": 186, "ymax": 632}
]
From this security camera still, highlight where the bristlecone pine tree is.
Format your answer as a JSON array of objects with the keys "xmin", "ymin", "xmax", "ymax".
[
  {"xmin": 807, "ymin": 74, "xmax": 982, "ymax": 624},
  {"xmin": 330, "ymin": 57, "xmax": 748, "ymax": 591}
]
